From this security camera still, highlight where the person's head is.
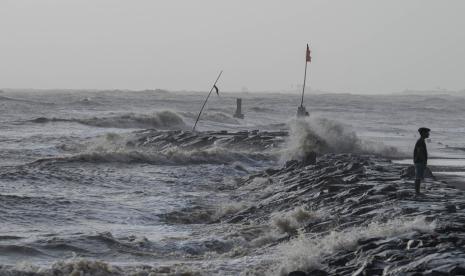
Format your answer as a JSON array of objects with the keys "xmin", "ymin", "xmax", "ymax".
[{"xmin": 418, "ymin": 127, "xmax": 430, "ymax": 139}]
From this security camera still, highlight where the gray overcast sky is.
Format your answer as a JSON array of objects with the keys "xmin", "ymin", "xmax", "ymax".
[{"xmin": 1, "ymin": 0, "xmax": 464, "ymax": 93}]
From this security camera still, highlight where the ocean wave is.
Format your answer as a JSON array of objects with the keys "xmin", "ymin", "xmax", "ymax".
[
  {"xmin": 271, "ymin": 207, "xmax": 321, "ymax": 235},
  {"xmin": 69, "ymin": 97, "xmax": 103, "ymax": 106},
  {"xmin": 250, "ymin": 106, "xmax": 276, "ymax": 113},
  {"xmin": 0, "ymin": 258, "xmax": 205, "ymax": 276},
  {"xmin": 281, "ymin": 117, "xmax": 401, "ymax": 162},
  {"xmin": 278, "ymin": 217, "xmax": 435, "ymax": 274},
  {"xmin": 182, "ymin": 111, "xmax": 240, "ymax": 125},
  {"xmin": 160, "ymin": 201, "xmax": 250, "ymax": 225},
  {"xmin": 0, "ymin": 194, "xmax": 73, "ymax": 208},
  {"xmin": 29, "ymin": 131, "xmax": 276, "ymax": 166},
  {"xmin": 0, "ymin": 245, "xmax": 48, "ymax": 257},
  {"xmin": 31, "ymin": 110, "xmax": 186, "ymax": 129},
  {"xmin": 33, "ymin": 146, "xmax": 270, "ymax": 166},
  {"xmin": 0, "ymin": 95, "xmax": 54, "ymax": 105},
  {"xmin": 2, "ymin": 259, "xmax": 123, "ymax": 276}
]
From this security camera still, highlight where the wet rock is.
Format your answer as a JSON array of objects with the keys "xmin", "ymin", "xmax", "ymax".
[
  {"xmin": 308, "ymin": 269, "xmax": 328, "ymax": 276},
  {"xmin": 302, "ymin": 151, "xmax": 317, "ymax": 166},
  {"xmin": 396, "ymin": 189, "xmax": 415, "ymax": 199},
  {"xmin": 286, "ymin": 160, "xmax": 299, "ymax": 168},
  {"xmin": 401, "ymin": 165, "xmax": 435, "ymax": 179},
  {"xmin": 449, "ymin": 266, "xmax": 465, "ymax": 275},
  {"xmin": 288, "ymin": 271, "xmax": 307, "ymax": 276},
  {"xmin": 406, "ymin": 239, "xmax": 424, "ymax": 250},
  {"xmin": 445, "ymin": 204, "xmax": 457, "ymax": 213},
  {"xmin": 343, "ymin": 174, "xmax": 359, "ymax": 184}
]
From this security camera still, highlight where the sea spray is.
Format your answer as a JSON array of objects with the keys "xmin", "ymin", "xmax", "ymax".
[
  {"xmin": 271, "ymin": 207, "xmax": 321, "ymax": 234},
  {"xmin": 277, "ymin": 216, "xmax": 436, "ymax": 275},
  {"xmin": 281, "ymin": 117, "xmax": 401, "ymax": 162},
  {"xmin": 214, "ymin": 201, "xmax": 250, "ymax": 220}
]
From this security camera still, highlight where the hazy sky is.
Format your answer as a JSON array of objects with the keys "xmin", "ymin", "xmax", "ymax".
[{"xmin": 1, "ymin": 0, "xmax": 464, "ymax": 93}]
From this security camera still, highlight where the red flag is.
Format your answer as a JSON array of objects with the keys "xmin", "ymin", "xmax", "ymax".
[{"xmin": 306, "ymin": 44, "xmax": 311, "ymax": 63}]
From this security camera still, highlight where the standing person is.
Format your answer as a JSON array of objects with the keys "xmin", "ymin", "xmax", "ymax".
[{"xmin": 413, "ymin": 127, "xmax": 430, "ymax": 195}]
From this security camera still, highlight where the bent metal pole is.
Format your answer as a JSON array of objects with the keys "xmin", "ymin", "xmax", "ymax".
[
  {"xmin": 300, "ymin": 58, "xmax": 308, "ymax": 107},
  {"xmin": 301, "ymin": 44, "xmax": 311, "ymax": 107},
  {"xmin": 192, "ymin": 70, "xmax": 223, "ymax": 131}
]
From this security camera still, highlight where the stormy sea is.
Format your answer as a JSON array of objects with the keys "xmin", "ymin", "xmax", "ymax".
[{"xmin": 1, "ymin": 89, "xmax": 465, "ymax": 276}]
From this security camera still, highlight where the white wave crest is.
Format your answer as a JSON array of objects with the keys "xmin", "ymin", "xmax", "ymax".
[
  {"xmin": 32, "ymin": 110, "xmax": 186, "ymax": 129},
  {"xmin": 277, "ymin": 216, "xmax": 436, "ymax": 275},
  {"xmin": 78, "ymin": 110, "xmax": 185, "ymax": 129},
  {"xmin": 281, "ymin": 117, "xmax": 400, "ymax": 162},
  {"xmin": 271, "ymin": 207, "xmax": 321, "ymax": 234},
  {"xmin": 42, "ymin": 132, "xmax": 269, "ymax": 166}
]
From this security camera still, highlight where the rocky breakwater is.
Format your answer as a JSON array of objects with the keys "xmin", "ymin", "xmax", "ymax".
[
  {"xmin": 131, "ymin": 129, "xmax": 288, "ymax": 152},
  {"xmin": 220, "ymin": 154, "xmax": 465, "ymax": 275}
]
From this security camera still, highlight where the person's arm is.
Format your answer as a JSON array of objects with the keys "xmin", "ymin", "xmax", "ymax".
[
  {"xmin": 414, "ymin": 141, "xmax": 420, "ymax": 163},
  {"xmin": 424, "ymin": 142, "xmax": 428, "ymax": 165},
  {"xmin": 418, "ymin": 141, "xmax": 427, "ymax": 164}
]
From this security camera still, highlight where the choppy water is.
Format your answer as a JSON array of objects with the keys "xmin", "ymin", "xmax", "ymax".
[{"xmin": 1, "ymin": 89, "xmax": 465, "ymax": 275}]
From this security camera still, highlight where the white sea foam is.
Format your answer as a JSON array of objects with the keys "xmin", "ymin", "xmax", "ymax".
[
  {"xmin": 3, "ymin": 259, "xmax": 122, "ymax": 276},
  {"xmin": 4, "ymin": 258, "xmax": 205, "ymax": 276},
  {"xmin": 277, "ymin": 216, "xmax": 436, "ymax": 275},
  {"xmin": 281, "ymin": 117, "xmax": 400, "ymax": 162},
  {"xmin": 271, "ymin": 207, "xmax": 321, "ymax": 234},
  {"xmin": 214, "ymin": 201, "xmax": 250, "ymax": 220}
]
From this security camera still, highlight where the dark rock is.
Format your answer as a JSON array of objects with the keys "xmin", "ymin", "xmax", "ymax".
[
  {"xmin": 286, "ymin": 160, "xmax": 299, "ymax": 168},
  {"xmin": 308, "ymin": 269, "xmax": 328, "ymax": 276},
  {"xmin": 449, "ymin": 266, "xmax": 465, "ymax": 275},
  {"xmin": 445, "ymin": 204, "xmax": 457, "ymax": 213},
  {"xmin": 302, "ymin": 151, "xmax": 317, "ymax": 166},
  {"xmin": 343, "ymin": 174, "xmax": 359, "ymax": 184},
  {"xmin": 406, "ymin": 239, "xmax": 423, "ymax": 250},
  {"xmin": 288, "ymin": 271, "xmax": 307, "ymax": 276},
  {"xmin": 396, "ymin": 189, "xmax": 415, "ymax": 199},
  {"xmin": 328, "ymin": 252, "xmax": 354, "ymax": 266}
]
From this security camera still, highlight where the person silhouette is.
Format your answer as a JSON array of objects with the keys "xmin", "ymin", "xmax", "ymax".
[{"xmin": 413, "ymin": 127, "xmax": 430, "ymax": 195}]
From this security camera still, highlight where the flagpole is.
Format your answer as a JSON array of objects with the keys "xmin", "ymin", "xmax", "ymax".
[
  {"xmin": 192, "ymin": 70, "xmax": 223, "ymax": 132},
  {"xmin": 300, "ymin": 60, "xmax": 308, "ymax": 107}
]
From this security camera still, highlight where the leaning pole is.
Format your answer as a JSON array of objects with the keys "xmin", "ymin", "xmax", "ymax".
[{"xmin": 192, "ymin": 70, "xmax": 223, "ymax": 131}]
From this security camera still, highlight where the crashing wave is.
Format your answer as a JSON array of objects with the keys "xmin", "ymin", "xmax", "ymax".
[
  {"xmin": 31, "ymin": 110, "xmax": 186, "ymax": 129},
  {"xmin": 278, "ymin": 217, "xmax": 435, "ymax": 275},
  {"xmin": 281, "ymin": 117, "xmax": 401, "ymax": 162},
  {"xmin": 0, "ymin": 258, "xmax": 207, "ymax": 276},
  {"xmin": 31, "ymin": 131, "xmax": 277, "ymax": 166},
  {"xmin": 37, "ymin": 146, "xmax": 269, "ymax": 166}
]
